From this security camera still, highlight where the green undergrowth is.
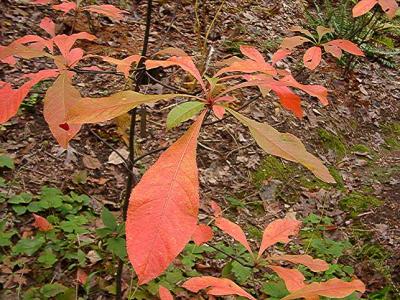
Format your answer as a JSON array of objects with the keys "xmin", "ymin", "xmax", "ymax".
[
  {"xmin": 318, "ymin": 128, "xmax": 347, "ymax": 160},
  {"xmin": 382, "ymin": 122, "xmax": 400, "ymax": 150},
  {"xmin": 252, "ymin": 155, "xmax": 344, "ymax": 203},
  {"xmin": 340, "ymin": 191, "xmax": 383, "ymax": 218}
]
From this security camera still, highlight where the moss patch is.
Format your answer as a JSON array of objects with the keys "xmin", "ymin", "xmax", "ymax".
[
  {"xmin": 340, "ymin": 192, "xmax": 383, "ymax": 217},
  {"xmin": 318, "ymin": 129, "xmax": 347, "ymax": 159},
  {"xmin": 382, "ymin": 122, "xmax": 400, "ymax": 150}
]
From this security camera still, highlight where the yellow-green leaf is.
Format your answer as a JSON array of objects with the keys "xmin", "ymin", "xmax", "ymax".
[
  {"xmin": 227, "ymin": 109, "xmax": 335, "ymax": 183},
  {"xmin": 167, "ymin": 101, "xmax": 205, "ymax": 129},
  {"xmin": 67, "ymin": 92, "xmax": 181, "ymax": 124}
]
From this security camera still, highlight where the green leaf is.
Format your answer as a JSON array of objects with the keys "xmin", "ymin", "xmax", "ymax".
[
  {"xmin": 12, "ymin": 237, "xmax": 45, "ymax": 256},
  {"xmin": 13, "ymin": 205, "xmax": 28, "ymax": 215},
  {"xmin": 166, "ymin": 101, "xmax": 205, "ymax": 129},
  {"xmin": 38, "ymin": 249, "xmax": 58, "ymax": 268},
  {"xmin": 231, "ymin": 261, "xmax": 252, "ymax": 284},
  {"xmin": 261, "ymin": 281, "xmax": 289, "ymax": 298},
  {"xmin": 8, "ymin": 193, "xmax": 33, "ymax": 204},
  {"xmin": 101, "ymin": 207, "xmax": 117, "ymax": 231},
  {"xmin": 106, "ymin": 237, "xmax": 127, "ymax": 259},
  {"xmin": 40, "ymin": 283, "xmax": 67, "ymax": 298},
  {"xmin": 0, "ymin": 155, "xmax": 14, "ymax": 169},
  {"xmin": 0, "ymin": 229, "xmax": 17, "ymax": 247},
  {"xmin": 165, "ymin": 269, "xmax": 184, "ymax": 284},
  {"xmin": 39, "ymin": 187, "xmax": 64, "ymax": 208}
]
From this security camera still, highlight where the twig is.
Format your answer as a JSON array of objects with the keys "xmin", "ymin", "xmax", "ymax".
[
  {"xmin": 115, "ymin": 1, "xmax": 153, "ymax": 299},
  {"xmin": 206, "ymin": 243, "xmax": 253, "ymax": 268},
  {"xmin": 132, "ymin": 146, "xmax": 168, "ymax": 164},
  {"xmin": 204, "ymin": 94, "xmax": 260, "ymax": 126}
]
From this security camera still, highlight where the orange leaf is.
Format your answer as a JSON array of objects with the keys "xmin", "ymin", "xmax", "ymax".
[
  {"xmin": 146, "ymin": 56, "xmax": 206, "ymax": 92},
  {"xmin": 52, "ymin": 1, "xmax": 77, "ymax": 14},
  {"xmin": 39, "ymin": 17, "xmax": 56, "ymax": 37},
  {"xmin": 100, "ymin": 55, "xmax": 141, "ymax": 78},
  {"xmin": 0, "ymin": 43, "xmax": 48, "ymax": 61},
  {"xmin": 0, "ymin": 69, "xmax": 59, "ymax": 123},
  {"xmin": 215, "ymin": 217, "xmax": 253, "ymax": 254},
  {"xmin": 0, "ymin": 46, "xmax": 16, "ymax": 65},
  {"xmin": 52, "ymin": 32, "xmax": 96, "ymax": 60},
  {"xmin": 43, "ymin": 72, "xmax": 82, "ymax": 148},
  {"xmin": 215, "ymin": 59, "xmax": 277, "ymax": 77},
  {"xmin": 323, "ymin": 43, "xmax": 343, "ymax": 58},
  {"xmin": 126, "ymin": 112, "xmax": 206, "ymax": 284},
  {"xmin": 269, "ymin": 266, "xmax": 305, "ymax": 292},
  {"xmin": 228, "ymin": 109, "xmax": 335, "ymax": 183},
  {"xmin": 76, "ymin": 268, "xmax": 88, "ymax": 285},
  {"xmin": 84, "ymin": 5, "xmax": 126, "ymax": 20},
  {"xmin": 269, "ymin": 255, "xmax": 329, "ymax": 272},
  {"xmin": 258, "ymin": 219, "xmax": 301, "ymax": 257},
  {"xmin": 212, "ymin": 105, "xmax": 225, "ymax": 119},
  {"xmin": 280, "ymin": 36, "xmax": 310, "ymax": 50},
  {"xmin": 272, "ymin": 49, "xmax": 292, "ymax": 65},
  {"xmin": 192, "ymin": 224, "xmax": 213, "ymax": 246},
  {"xmin": 159, "ymin": 286, "xmax": 174, "ymax": 300},
  {"xmin": 240, "ymin": 45, "xmax": 265, "ymax": 63},
  {"xmin": 210, "ymin": 201, "xmax": 222, "ymax": 217},
  {"xmin": 156, "ymin": 47, "xmax": 189, "ymax": 57},
  {"xmin": 182, "ymin": 276, "xmax": 256, "ymax": 300},
  {"xmin": 303, "ymin": 46, "xmax": 322, "ymax": 70},
  {"xmin": 324, "ymin": 40, "xmax": 364, "ymax": 57},
  {"xmin": 279, "ymin": 75, "xmax": 328, "ymax": 106},
  {"xmin": 32, "ymin": 214, "xmax": 53, "ymax": 231},
  {"xmin": 282, "ymin": 278, "xmax": 365, "ymax": 299},
  {"xmin": 353, "ymin": 0, "xmax": 378, "ymax": 17},
  {"xmin": 269, "ymin": 84, "xmax": 303, "ymax": 118},
  {"xmin": 378, "ymin": 0, "xmax": 398, "ymax": 19}
]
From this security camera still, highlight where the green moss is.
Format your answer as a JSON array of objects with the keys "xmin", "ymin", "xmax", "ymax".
[
  {"xmin": 351, "ymin": 144, "xmax": 373, "ymax": 154},
  {"xmin": 318, "ymin": 129, "xmax": 347, "ymax": 159},
  {"xmin": 340, "ymin": 192, "xmax": 383, "ymax": 217},
  {"xmin": 223, "ymin": 40, "xmax": 246, "ymax": 55},
  {"xmin": 382, "ymin": 122, "xmax": 400, "ymax": 150},
  {"xmin": 253, "ymin": 156, "xmax": 294, "ymax": 187},
  {"xmin": 246, "ymin": 225, "xmax": 263, "ymax": 240}
]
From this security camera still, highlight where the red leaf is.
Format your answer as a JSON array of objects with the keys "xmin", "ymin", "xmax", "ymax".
[
  {"xmin": 52, "ymin": 1, "xmax": 77, "ymax": 14},
  {"xmin": 192, "ymin": 224, "xmax": 213, "ymax": 246},
  {"xmin": 303, "ymin": 46, "xmax": 322, "ymax": 70},
  {"xmin": 101, "ymin": 55, "xmax": 141, "ymax": 78},
  {"xmin": 126, "ymin": 112, "xmax": 206, "ymax": 284},
  {"xmin": 282, "ymin": 278, "xmax": 365, "ymax": 299},
  {"xmin": 0, "ymin": 69, "xmax": 59, "ymax": 123},
  {"xmin": 52, "ymin": 32, "xmax": 96, "ymax": 60},
  {"xmin": 215, "ymin": 59, "xmax": 277, "ymax": 77},
  {"xmin": 280, "ymin": 75, "xmax": 328, "ymax": 106},
  {"xmin": 32, "ymin": 214, "xmax": 53, "ymax": 231},
  {"xmin": 272, "ymin": 49, "xmax": 292, "ymax": 65},
  {"xmin": 64, "ymin": 48, "xmax": 84, "ymax": 67},
  {"xmin": 159, "ymin": 286, "xmax": 174, "ymax": 300},
  {"xmin": 182, "ymin": 276, "xmax": 256, "ymax": 300},
  {"xmin": 43, "ymin": 71, "xmax": 82, "ymax": 148},
  {"xmin": 39, "ymin": 17, "xmax": 56, "ymax": 37},
  {"xmin": 210, "ymin": 201, "xmax": 222, "ymax": 217},
  {"xmin": 146, "ymin": 56, "xmax": 206, "ymax": 92},
  {"xmin": 258, "ymin": 218, "xmax": 301, "ymax": 257},
  {"xmin": 215, "ymin": 217, "xmax": 253, "ymax": 254},
  {"xmin": 269, "ymin": 266, "xmax": 305, "ymax": 292},
  {"xmin": 353, "ymin": 0, "xmax": 378, "ymax": 17},
  {"xmin": 84, "ymin": 5, "xmax": 126, "ymax": 21},
  {"xmin": 269, "ymin": 84, "xmax": 303, "ymax": 118},
  {"xmin": 212, "ymin": 105, "xmax": 225, "ymax": 119},
  {"xmin": 269, "ymin": 254, "xmax": 329, "ymax": 272},
  {"xmin": 324, "ymin": 40, "xmax": 364, "ymax": 56},
  {"xmin": 378, "ymin": 0, "xmax": 399, "ymax": 19}
]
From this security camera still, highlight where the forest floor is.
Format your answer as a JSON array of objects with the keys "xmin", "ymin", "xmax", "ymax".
[{"xmin": 0, "ymin": 0, "xmax": 399, "ymax": 299}]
